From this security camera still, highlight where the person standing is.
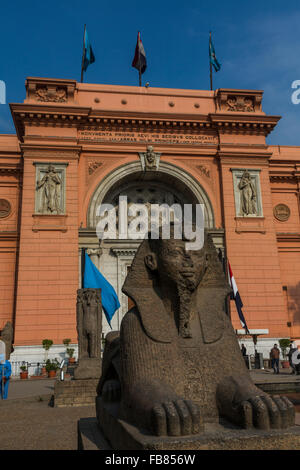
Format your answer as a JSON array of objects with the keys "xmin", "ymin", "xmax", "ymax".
[
  {"xmin": 288, "ymin": 342, "xmax": 297, "ymax": 374},
  {"xmin": 0, "ymin": 359, "xmax": 12, "ymax": 399},
  {"xmin": 241, "ymin": 344, "xmax": 247, "ymax": 356},
  {"xmin": 270, "ymin": 344, "xmax": 280, "ymax": 374}
]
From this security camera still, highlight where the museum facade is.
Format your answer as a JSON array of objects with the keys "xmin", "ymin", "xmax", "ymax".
[{"xmin": 0, "ymin": 77, "xmax": 299, "ymax": 365}]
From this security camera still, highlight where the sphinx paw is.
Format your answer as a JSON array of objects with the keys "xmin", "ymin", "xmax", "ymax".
[
  {"xmin": 151, "ymin": 399, "xmax": 202, "ymax": 436},
  {"xmin": 239, "ymin": 395, "xmax": 295, "ymax": 430}
]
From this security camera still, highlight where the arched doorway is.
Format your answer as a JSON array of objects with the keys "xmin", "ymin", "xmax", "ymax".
[{"xmin": 81, "ymin": 161, "xmax": 222, "ymax": 334}]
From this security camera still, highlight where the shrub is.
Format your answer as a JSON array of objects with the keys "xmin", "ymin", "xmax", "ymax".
[
  {"xmin": 66, "ymin": 348, "xmax": 75, "ymax": 358},
  {"xmin": 279, "ymin": 338, "xmax": 291, "ymax": 359}
]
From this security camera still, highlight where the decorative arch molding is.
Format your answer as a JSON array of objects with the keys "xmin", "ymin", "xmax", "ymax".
[{"xmin": 87, "ymin": 161, "xmax": 215, "ymax": 229}]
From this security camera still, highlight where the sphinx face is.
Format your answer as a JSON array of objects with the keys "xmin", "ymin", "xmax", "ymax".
[{"xmin": 156, "ymin": 239, "xmax": 206, "ymax": 292}]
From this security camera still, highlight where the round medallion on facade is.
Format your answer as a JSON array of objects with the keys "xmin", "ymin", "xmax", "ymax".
[
  {"xmin": 274, "ymin": 203, "xmax": 290, "ymax": 222},
  {"xmin": 0, "ymin": 199, "xmax": 11, "ymax": 218}
]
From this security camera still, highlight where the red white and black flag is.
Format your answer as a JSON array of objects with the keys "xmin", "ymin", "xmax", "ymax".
[
  {"xmin": 228, "ymin": 261, "xmax": 250, "ymax": 334},
  {"xmin": 132, "ymin": 32, "xmax": 147, "ymax": 85}
]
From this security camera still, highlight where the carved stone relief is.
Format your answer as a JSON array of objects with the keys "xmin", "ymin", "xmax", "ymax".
[
  {"xmin": 274, "ymin": 204, "xmax": 290, "ymax": 222},
  {"xmin": 88, "ymin": 161, "xmax": 103, "ymax": 176},
  {"xmin": 0, "ymin": 199, "xmax": 11, "ymax": 218},
  {"xmin": 35, "ymin": 86, "xmax": 67, "ymax": 102},
  {"xmin": 227, "ymin": 96, "xmax": 254, "ymax": 112},
  {"xmin": 34, "ymin": 163, "xmax": 67, "ymax": 215},
  {"xmin": 232, "ymin": 169, "xmax": 263, "ymax": 217},
  {"xmin": 139, "ymin": 145, "xmax": 161, "ymax": 171}
]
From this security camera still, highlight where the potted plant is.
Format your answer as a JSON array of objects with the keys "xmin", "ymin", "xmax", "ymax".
[
  {"xmin": 66, "ymin": 347, "xmax": 76, "ymax": 364},
  {"xmin": 279, "ymin": 338, "xmax": 291, "ymax": 368},
  {"xmin": 63, "ymin": 338, "xmax": 71, "ymax": 347},
  {"xmin": 20, "ymin": 365, "xmax": 28, "ymax": 380},
  {"xmin": 45, "ymin": 359, "xmax": 59, "ymax": 378},
  {"xmin": 42, "ymin": 339, "xmax": 53, "ymax": 361}
]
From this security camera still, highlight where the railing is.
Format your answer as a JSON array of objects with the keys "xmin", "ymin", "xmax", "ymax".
[{"xmin": 11, "ymin": 361, "xmax": 45, "ymax": 377}]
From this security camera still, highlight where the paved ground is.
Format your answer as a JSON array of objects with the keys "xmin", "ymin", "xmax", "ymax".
[
  {"xmin": 5, "ymin": 378, "xmax": 56, "ymax": 400},
  {"xmin": 0, "ymin": 373, "xmax": 299, "ymax": 450}
]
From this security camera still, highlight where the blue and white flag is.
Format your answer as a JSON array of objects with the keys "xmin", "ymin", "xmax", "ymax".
[
  {"xmin": 83, "ymin": 27, "xmax": 95, "ymax": 72},
  {"xmin": 83, "ymin": 251, "xmax": 120, "ymax": 327},
  {"xmin": 209, "ymin": 33, "xmax": 221, "ymax": 72}
]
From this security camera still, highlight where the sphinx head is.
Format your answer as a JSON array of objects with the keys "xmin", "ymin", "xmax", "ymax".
[{"xmin": 144, "ymin": 228, "xmax": 207, "ymax": 293}]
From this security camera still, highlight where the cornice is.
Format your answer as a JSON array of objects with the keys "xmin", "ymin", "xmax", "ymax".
[
  {"xmin": 276, "ymin": 233, "xmax": 300, "ymax": 243},
  {"xmin": 209, "ymin": 113, "xmax": 281, "ymax": 136},
  {"xmin": 10, "ymin": 102, "xmax": 281, "ymax": 141},
  {"xmin": 20, "ymin": 143, "xmax": 81, "ymax": 160},
  {"xmin": 0, "ymin": 163, "xmax": 22, "ymax": 175},
  {"xmin": 269, "ymin": 170, "xmax": 300, "ymax": 182}
]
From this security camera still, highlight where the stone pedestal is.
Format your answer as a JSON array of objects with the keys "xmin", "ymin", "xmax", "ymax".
[
  {"xmin": 74, "ymin": 357, "xmax": 101, "ymax": 380},
  {"xmin": 94, "ymin": 397, "xmax": 300, "ymax": 450},
  {"xmin": 54, "ymin": 379, "xmax": 98, "ymax": 407}
]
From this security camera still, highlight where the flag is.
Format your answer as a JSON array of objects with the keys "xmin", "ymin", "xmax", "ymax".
[
  {"xmin": 83, "ymin": 251, "xmax": 120, "ymax": 327},
  {"xmin": 132, "ymin": 32, "xmax": 147, "ymax": 74},
  {"xmin": 83, "ymin": 27, "xmax": 95, "ymax": 72},
  {"xmin": 209, "ymin": 34, "xmax": 221, "ymax": 72},
  {"xmin": 228, "ymin": 261, "xmax": 250, "ymax": 333}
]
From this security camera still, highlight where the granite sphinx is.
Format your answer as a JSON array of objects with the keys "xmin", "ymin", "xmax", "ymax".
[{"xmin": 96, "ymin": 230, "xmax": 295, "ymax": 449}]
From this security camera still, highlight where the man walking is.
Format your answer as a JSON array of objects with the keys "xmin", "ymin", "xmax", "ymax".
[{"xmin": 270, "ymin": 344, "xmax": 280, "ymax": 374}]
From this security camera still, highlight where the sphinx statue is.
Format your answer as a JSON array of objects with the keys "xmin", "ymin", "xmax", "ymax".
[{"xmin": 96, "ymin": 229, "xmax": 295, "ymax": 449}]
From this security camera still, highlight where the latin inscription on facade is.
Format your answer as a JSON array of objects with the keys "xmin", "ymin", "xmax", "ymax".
[{"xmin": 78, "ymin": 130, "xmax": 218, "ymax": 145}]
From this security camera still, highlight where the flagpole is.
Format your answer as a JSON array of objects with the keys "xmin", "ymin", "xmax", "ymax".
[
  {"xmin": 138, "ymin": 32, "xmax": 142, "ymax": 87},
  {"xmin": 209, "ymin": 31, "xmax": 213, "ymax": 91},
  {"xmin": 80, "ymin": 24, "xmax": 86, "ymax": 83},
  {"xmin": 81, "ymin": 248, "xmax": 86, "ymax": 288}
]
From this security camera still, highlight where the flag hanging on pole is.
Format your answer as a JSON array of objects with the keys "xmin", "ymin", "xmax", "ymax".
[
  {"xmin": 132, "ymin": 31, "xmax": 147, "ymax": 86},
  {"xmin": 228, "ymin": 261, "xmax": 250, "ymax": 334},
  {"xmin": 209, "ymin": 32, "xmax": 221, "ymax": 72},
  {"xmin": 83, "ymin": 250, "xmax": 120, "ymax": 327},
  {"xmin": 81, "ymin": 25, "xmax": 95, "ymax": 82}
]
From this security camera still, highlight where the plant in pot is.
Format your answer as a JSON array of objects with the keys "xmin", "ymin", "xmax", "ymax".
[
  {"xmin": 66, "ymin": 348, "xmax": 75, "ymax": 364},
  {"xmin": 20, "ymin": 364, "xmax": 28, "ymax": 380},
  {"xmin": 42, "ymin": 339, "xmax": 53, "ymax": 376},
  {"xmin": 63, "ymin": 338, "xmax": 71, "ymax": 348},
  {"xmin": 45, "ymin": 359, "xmax": 59, "ymax": 378},
  {"xmin": 279, "ymin": 338, "xmax": 291, "ymax": 368}
]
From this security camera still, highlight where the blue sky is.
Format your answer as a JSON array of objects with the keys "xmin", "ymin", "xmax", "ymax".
[{"xmin": 1, "ymin": 0, "xmax": 300, "ymax": 145}]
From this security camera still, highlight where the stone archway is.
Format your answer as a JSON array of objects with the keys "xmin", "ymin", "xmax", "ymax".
[
  {"xmin": 82, "ymin": 161, "xmax": 221, "ymax": 335},
  {"xmin": 87, "ymin": 161, "xmax": 215, "ymax": 229}
]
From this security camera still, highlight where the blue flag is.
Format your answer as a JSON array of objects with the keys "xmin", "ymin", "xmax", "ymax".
[
  {"xmin": 209, "ymin": 34, "xmax": 221, "ymax": 72},
  {"xmin": 83, "ymin": 28, "xmax": 95, "ymax": 72},
  {"xmin": 83, "ymin": 252, "xmax": 120, "ymax": 327}
]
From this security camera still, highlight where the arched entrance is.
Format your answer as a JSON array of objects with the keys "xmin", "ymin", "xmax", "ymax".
[{"xmin": 80, "ymin": 161, "xmax": 223, "ymax": 334}]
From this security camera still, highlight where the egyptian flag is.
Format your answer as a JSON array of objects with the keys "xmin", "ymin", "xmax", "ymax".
[
  {"xmin": 132, "ymin": 32, "xmax": 147, "ymax": 74},
  {"xmin": 228, "ymin": 261, "xmax": 250, "ymax": 333}
]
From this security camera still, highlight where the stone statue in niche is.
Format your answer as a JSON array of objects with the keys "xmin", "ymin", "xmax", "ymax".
[
  {"xmin": 74, "ymin": 288, "xmax": 102, "ymax": 380},
  {"xmin": 139, "ymin": 145, "xmax": 161, "ymax": 171},
  {"xmin": 36, "ymin": 165, "xmax": 61, "ymax": 214},
  {"xmin": 96, "ymin": 228, "xmax": 295, "ymax": 449},
  {"xmin": 238, "ymin": 170, "xmax": 257, "ymax": 216}
]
